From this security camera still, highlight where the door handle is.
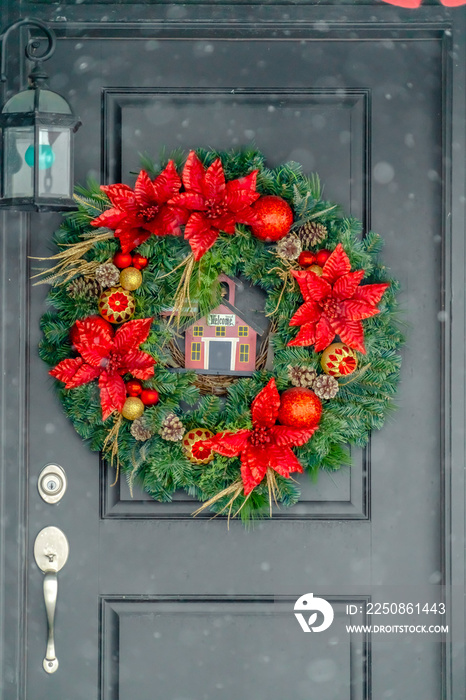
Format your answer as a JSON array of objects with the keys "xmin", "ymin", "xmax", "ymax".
[{"xmin": 33, "ymin": 526, "xmax": 69, "ymax": 674}]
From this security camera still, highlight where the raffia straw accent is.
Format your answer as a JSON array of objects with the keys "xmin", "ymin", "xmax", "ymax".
[
  {"xmin": 30, "ymin": 229, "xmax": 114, "ymax": 285},
  {"xmin": 191, "ymin": 481, "xmax": 244, "ymax": 525},
  {"xmin": 102, "ymin": 412, "xmax": 123, "ymax": 486},
  {"xmin": 168, "ymin": 253, "xmax": 196, "ymax": 327},
  {"xmin": 266, "ymin": 468, "xmax": 282, "ymax": 518},
  {"xmin": 128, "ymin": 450, "xmax": 141, "ymax": 498},
  {"xmin": 266, "ymin": 257, "xmax": 299, "ymax": 318},
  {"xmin": 338, "ymin": 363, "xmax": 371, "ymax": 386}
]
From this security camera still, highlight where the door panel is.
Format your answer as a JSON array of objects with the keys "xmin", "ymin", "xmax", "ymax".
[{"xmin": 0, "ymin": 8, "xmax": 462, "ymax": 700}]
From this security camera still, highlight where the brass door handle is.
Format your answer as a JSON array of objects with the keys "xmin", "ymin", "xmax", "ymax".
[{"xmin": 33, "ymin": 527, "xmax": 69, "ymax": 674}]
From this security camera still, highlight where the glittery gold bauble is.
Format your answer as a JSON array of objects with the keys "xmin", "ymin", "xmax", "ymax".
[
  {"xmin": 308, "ymin": 264, "xmax": 323, "ymax": 276},
  {"xmin": 121, "ymin": 397, "xmax": 145, "ymax": 420},
  {"xmin": 182, "ymin": 428, "xmax": 215, "ymax": 465},
  {"xmin": 320, "ymin": 343, "xmax": 358, "ymax": 377},
  {"xmin": 98, "ymin": 286, "xmax": 135, "ymax": 324},
  {"xmin": 119, "ymin": 266, "xmax": 143, "ymax": 291}
]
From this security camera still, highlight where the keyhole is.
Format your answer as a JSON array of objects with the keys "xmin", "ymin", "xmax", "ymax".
[{"xmin": 47, "ymin": 480, "xmax": 57, "ymax": 491}]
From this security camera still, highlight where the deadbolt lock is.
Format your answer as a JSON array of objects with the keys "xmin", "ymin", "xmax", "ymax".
[{"xmin": 38, "ymin": 464, "xmax": 67, "ymax": 504}]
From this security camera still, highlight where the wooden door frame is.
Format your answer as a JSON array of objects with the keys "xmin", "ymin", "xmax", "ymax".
[{"xmin": 1, "ymin": 3, "xmax": 464, "ymax": 698}]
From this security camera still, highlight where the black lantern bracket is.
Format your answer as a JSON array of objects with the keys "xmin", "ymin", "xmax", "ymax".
[{"xmin": 0, "ymin": 19, "xmax": 81, "ymax": 212}]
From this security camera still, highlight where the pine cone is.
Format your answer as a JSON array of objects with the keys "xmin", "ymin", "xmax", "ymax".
[
  {"xmin": 130, "ymin": 418, "xmax": 153, "ymax": 441},
  {"xmin": 276, "ymin": 233, "xmax": 302, "ymax": 261},
  {"xmin": 160, "ymin": 413, "xmax": 185, "ymax": 442},
  {"xmin": 95, "ymin": 263, "xmax": 121, "ymax": 288},
  {"xmin": 313, "ymin": 374, "xmax": 339, "ymax": 400},
  {"xmin": 298, "ymin": 221, "xmax": 328, "ymax": 248},
  {"xmin": 67, "ymin": 276, "xmax": 101, "ymax": 299},
  {"xmin": 288, "ymin": 365, "xmax": 317, "ymax": 388}
]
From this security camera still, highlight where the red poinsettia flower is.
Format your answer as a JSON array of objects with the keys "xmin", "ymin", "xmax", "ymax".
[
  {"xmin": 195, "ymin": 378, "xmax": 318, "ymax": 495},
  {"xmin": 169, "ymin": 151, "xmax": 260, "ymax": 260},
  {"xmin": 90, "ymin": 161, "xmax": 188, "ymax": 254},
  {"xmin": 50, "ymin": 317, "xmax": 155, "ymax": 420},
  {"xmin": 288, "ymin": 243, "xmax": 389, "ymax": 354}
]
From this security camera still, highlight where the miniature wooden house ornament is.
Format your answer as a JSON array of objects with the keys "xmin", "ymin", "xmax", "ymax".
[{"xmin": 184, "ymin": 274, "xmax": 263, "ymax": 375}]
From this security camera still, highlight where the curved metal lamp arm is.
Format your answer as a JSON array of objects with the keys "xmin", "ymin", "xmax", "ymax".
[{"xmin": 0, "ymin": 18, "xmax": 56, "ymax": 83}]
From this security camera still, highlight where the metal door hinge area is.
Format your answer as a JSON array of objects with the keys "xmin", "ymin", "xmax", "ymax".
[{"xmin": 38, "ymin": 464, "xmax": 67, "ymax": 504}]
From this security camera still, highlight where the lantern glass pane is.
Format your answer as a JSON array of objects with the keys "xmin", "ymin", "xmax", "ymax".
[
  {"xmin": 3, "ymin": 88, "xmax": 72, "ymax": 115},
  {"xmin": 38, "ymin": 128, "xmax": 71, "ymax": 198},
  {"xmin": 3, "ymin": 127, "xmax": 34, "ymax": 198}
]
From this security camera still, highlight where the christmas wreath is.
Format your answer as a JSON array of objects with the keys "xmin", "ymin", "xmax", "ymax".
[{"xmin": 38, "ymin": 148, "xmax": 403, "ymax": 522}]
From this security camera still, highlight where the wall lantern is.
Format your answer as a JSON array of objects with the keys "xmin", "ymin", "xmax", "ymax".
[{"xmin": 0, "ymin": 19, "xmax": 81, "ymax": 211}]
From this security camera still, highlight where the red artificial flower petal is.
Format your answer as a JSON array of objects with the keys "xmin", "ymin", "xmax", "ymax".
[
  {"xmin": 150, "ymin": 206, "xmax": 189, "ymax": 237},
  {"xmin": 251, "ymin": 377, "xmax": 281, "ymax": 429},
  {"xmin": 113, "ymin": 318, "xmax": 153, "ymax": 354},
  {"xmin": 352, "ymin": 282, "xmax": 390, "ymax": 306},
  {"xmin": 288, "ymin": 321, "xmax": 317, "ymax": 347},
  {"xmin": 118, "ymin": 350, "xmax": 155, "ymax": 379},
  {"xmin": 200, "ymin": 429, "xmax": 251, "ymax": 458},
  {"xmin": 98, "ymin": 371, "xmax": 126, "ymax": 421},
  {"xmin": 332, "ymin": 269, "xmax": 366, "ymax": 301},
  {"xmin": 202, "ymin": 158, "xmax": 226, "ymax": 202},
  {"xmin": 67, "ymin": 362, "xmax": 102, "ymax": 387},
  {"xmin": 267, "ymin": 445, "xmax": 304, "ymax": 479},
  {"xmin": 321, "ymin": 243, "xmax": 352, "ymax": 284},
  {"xmin": 289, "ymin": 301, "xmax": 322, "ymax": 327},
  {"xmin": 270, "ymin": 425, "xmax": 318, "ymax": 448},
  {"xmin": 333, "ymin": 319, "xmax": 366, "ymax": 354},
  {"xmin": 152, "ymin": 160, "xmax": 183, "ymax": 204},
  {"xmin": 240, "ymin": 445, "xmax": 269, "ymax": 495},
  {"xmin": 134, "ymin": 170, "xmax": 155, "ymax": 208},
  {"xmin": 184, "ymin": 213, "xmax": 219, "ymax": 260},
  {"xmin": 232, "ymin": 206, "xmax": 260, "ymax": 227},
  {"xmin": 314, "ymin": 315, "xmax": 336, "ymax": 352},
  {"xmin": 74, "ymin": 319, "xmax": 113, "ymax": 367},
  {"xmin": 169, "ymin": 192, "xmax": 208, "ymax": 211},
  {"xmin": 340, "ymin": 299, "xmax": 381, "ymax": 321},
  {"xmin": 115, "ymin": 226, "xmax": 151, "ymax": 254},
  {"xmin": 291, "ymin": 269, "xmax": 332, "ymax": 303},
  {"xmin": 50, "ymin": 357, "xmax": 85, "ymax": 387},
  {"xmin": 90, "ymin": 207, "xmax": 127, "ymax": 231},
  {"xmin": 225, "ymin": 172, "xmax": 260, "ymax": 210},
  {"xmin": 182, "ymin": 151, "xmax": 205, "ymax": 193},
  {"xmin": 210, "ymin": 213, "xmax": 237, "ymax": 234},
  {"xmin": 100, "ymin": 183, "xmax": 134, "ymax": 209}
]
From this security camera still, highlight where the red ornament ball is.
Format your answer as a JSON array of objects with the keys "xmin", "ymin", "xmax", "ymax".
[
  {"xmin": 140, "ymin": 389, "xmax": 159, "ymax": 406},
  {"xmin": 250, "ymin": 195, "xmax": 294, "ymax": 242},
  {"xmin": 70, "ymin": 315, "xmax": 113, "ymax": 346},
  {"xmin": 278, "ymin": 387, "xmax": 322, "ymax": 429},
  {"xmin": 298, "ymin": 251, "xmax": 316, "ymax": 267},
  {"xmin": 316, "ymin": 249, "xmax": 332, "ymax": 267},
  {"xmin": 113, "ymin": 252, "xmax": 133, "ymax": 269},
  {"xmin": 126, "ymin": 379, "xmax": 143, "ymax": 397},
  {"xmin": 132, "ymin": 253, "xmax": 149, "ymax": 270}
]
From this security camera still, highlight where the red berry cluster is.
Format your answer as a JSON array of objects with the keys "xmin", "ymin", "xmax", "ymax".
[
  {"xmin": 125, "ymin": 379, "xmax": 159, "ymax": 406},
  {"xmin": 113, "ymin": 252, "xmax": 148, "ymax": 270},
  {"xmin": 298, "ymin": 249, "xmax": 332, "ymax": 269}
]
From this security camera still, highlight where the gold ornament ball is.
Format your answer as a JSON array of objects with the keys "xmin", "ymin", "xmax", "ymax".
[
  {"xmin": 182, "ymin": 428, "xmax": 215, "ymax": 465},
  {"xmin": 308, "ymin": 264, "xmax": 323, "ymax": 277},
  {"xmin": 121, "ymin": 397, "xmax": 145, "ymax": 420},
  {"xmin": 98, "ymin": 286, "xmax": 135, "ymax": 324},
  {"xmin": 120, "ymin": 266, "xmax": 143, "ymax": 291},
  {"xmin": 321, "ymin": 343, "xmax": 358, "ymax": 377}
]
